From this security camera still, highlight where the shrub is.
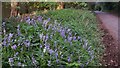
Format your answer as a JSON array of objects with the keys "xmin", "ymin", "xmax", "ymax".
[{"xmin": 64, "ymin": 2, "xmax": 88, "ymax": 9}]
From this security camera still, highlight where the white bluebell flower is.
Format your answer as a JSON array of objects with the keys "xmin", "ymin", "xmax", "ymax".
[{"xmin": 47, "ymin": 60, "xmax": 51, "ymax": 66}]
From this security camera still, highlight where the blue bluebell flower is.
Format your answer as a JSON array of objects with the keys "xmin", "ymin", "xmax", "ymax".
[
  {"xmin": 8, "ymin": 58, "xmax": 14, "ymax": 63},
  {"xmin": 18, "ymin": 62, "xmax": 21, "ymax": 66},
  {"xmin": 49, "ymin": 49, "xmax": 54, "ymax": 54},
  {"xmin": 14, "ymin": 52, "xmax": 19, "ymax": 56},
  {"xmin": 68, "ymin": 56, "xmax": 71, "ymax": 62},
  {"xmin": 56, "ymin": 59, "xmax": 59, "ymax": 63},
  {"xmin": 68, "ymin": 36, "xmax": 72, "ymax": 42},
  {"xmin": 37, "ymin": 16, "xmax": 42, "ymax": 22},
  {"xmin": 11, "ymin": 44, "xmax": 17, "ymax": 50},
  {"xmin": 8, "ymin": 33, "xmax": 13, "ymax": 42},
  {"xmin": 32, "ymin": 56, "xmax": 37, "ymax": 66},
  {"xmin": 17, "ymin": 25, "xmax": 21, "ymax": 36},
  {"xmin": 55, "ymin": 52, "xmax": 58, "ymax": 58},
  {"xmin": 24, "ymin": 40, "xmax": 30, "ymax": 47},
  {"xmin": 73, "ymin": 36, "xmax": 77, "ymax": 40},
  {"xmin": 3, "ymin": 36, "xmax": 7, "ymax": 46},
  {"xmin": 60, "ymin": 30, "xmax": 66, "ymax": 38}
]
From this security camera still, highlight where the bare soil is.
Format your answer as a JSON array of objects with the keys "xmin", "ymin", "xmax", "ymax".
[
  {"xmin": 95, "ymin": 12, "xmax": 119, "ymax": 66},
  {"xmin": 100, "ymin": 26, "xmax": 118, "ymax": 66}
]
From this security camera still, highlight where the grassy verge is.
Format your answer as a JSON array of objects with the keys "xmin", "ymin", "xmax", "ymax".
[{"xmin": 2, "ymin": 9, "xmax": 104, "ymax": 66}]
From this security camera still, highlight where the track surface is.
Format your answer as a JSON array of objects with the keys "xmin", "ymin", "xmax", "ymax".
[{"xmin": 95, "ymin": 11, "xmax": 119, "ymax": 66}]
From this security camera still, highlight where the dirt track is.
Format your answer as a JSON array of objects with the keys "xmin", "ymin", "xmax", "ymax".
[{"xmin": 95, "ymin": 11, "xmax": 119, "ymax": 66}]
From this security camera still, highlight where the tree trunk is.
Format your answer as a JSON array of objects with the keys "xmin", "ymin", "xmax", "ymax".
[
  {"xmin": 10, "ymin": 1, "xmax": 19, "ymax": 17},
  {"xmin": 57, "ymin": 2, "xmax": 64, "ymax": 10}
]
